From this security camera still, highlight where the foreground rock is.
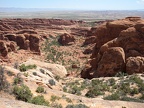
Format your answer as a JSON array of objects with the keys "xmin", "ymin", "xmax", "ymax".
[
  {"xmin": 23, "ymin": 59, "xmax": 67, "ymax": 77},
  {"xmin": 0, "ymin": 98, "xmax": 49, "ymax": 108},
  {"xmin": 81, "ymin": 17, "xmax": 144, "ymax": 78}
]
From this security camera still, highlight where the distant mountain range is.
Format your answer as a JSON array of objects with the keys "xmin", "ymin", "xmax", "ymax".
[
  {"xmin": 0, "ymin": 7, "xmax": 144, "ymax": 21},
  {"xmin": 0, "ymin": 7, "xmax": 144, "ymax": 12}
]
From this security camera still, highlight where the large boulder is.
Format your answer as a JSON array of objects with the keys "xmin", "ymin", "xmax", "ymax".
[
  {"xmin": 58, "ymin": 33, "xmax": 75, "ymax": 45},
  {"xmin": 29, "ymin": 34, "xmax": 40, "ymax": 53},
  {"xmin": 126, "ymin": 57, "xmax": 144, "ymax": 74},
  {"xmin": 0, "ymin": 41, "xmax": 8, "ymax": 57},
  {"xmin": 16, "ymin": 34, "xmax": 26, "ymax": 49},
  {"xmin": 23, "ymin": 59, "xmax": 67, "ymax": 77},
  {"xmin": 95, "ymin": 47, "xmax": 125, "ymax": 77}
]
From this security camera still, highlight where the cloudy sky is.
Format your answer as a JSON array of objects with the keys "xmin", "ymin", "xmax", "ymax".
[{"xmin": 0, "ymin": 0, "xmax": 144, "ymax": 10}]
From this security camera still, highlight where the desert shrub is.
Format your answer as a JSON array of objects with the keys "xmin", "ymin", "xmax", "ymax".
[
  {"xmin": 40, "ymin": 69, "xmax": 45, "ymax": 74},
  {"xmin": 36, "ymin": 86, "xmax": 44, "ymax": 93},
  {"xmin": 85, "ymin": 88, "xmax": 104, "ymax": 98},
  {"xmin": 104, "ymin": 92, "xmax": 120, "ymax": 100},
  {"xmin": 13, "ymin": 84, "xmax": 32, "ymax": 102},
  {"xmin": 129, "ymin": 75, "xmax": 143, "ymax": 85},
  {"xmin": 115, "ymin": 72, "xmax": 128, "ymax": 77},
  {"xmin": 121, "ymin": 96, "xmax": 144, "ymax": 103},
  {"xmin": 23, "ymin": 72, "xmax": 28, "ymax": 77},
  {"xmin": 13, "ymin": 77, "xmax": 23, "ymax": 85},
  {"xmin": 33, "ymin": 72, "xmax": 37, "ymax": 76},
  {"xmin": 66, "ymin": 104, "xmax": 88, "ymax": 108},
  {"xmin": 63, "ymin": 86, "xmax": 67, "ymax": 92},
  {"xmin": 50, "ymin": 103, "xmax": 63, "ymax": 108},
  {"xmin": 66, "ymin": 97, "xmax": 72, "ymax": 103},
  {"xmin": 50, "ymin": 95, "xmax": 60, "ymax": 102},
  {"xmin": 0, "ymin": 66, "xmax": 9, "ymax": 91},
  {"xmin": 49, "ymin": 79, "xmax": 56, "ymax": 86},
  {"xmin": 130, "ymin": 88, "xmax": 139, "ymax": 96},
  {"xmin": 119, "ymin": 82, "xmax": 131, "ymax": 94},
  {"xmin": 108, "ymin": 78, "xmax": 116, "ymax": 86},
  {"xmin": 55, "ymin": 75, "xmax": 61, "ymax": 81},
  {"xmin": 7, "ymin": 71, "xmax": 14, "ymax": 76},
  {"xmin": 14, "ymin": 62, "xmax": 19, "ymax": 69},
  {"xmin": 19, "ymin": 64, "xmax": 27, "ymax": 72},
  {"xmin": 19, "ymin": 64, "xmax": 37, "ymax": 72},
  {"xmin": 31, "ymin": 95, "xmax": 49, "ymax": 106},
  {"xmin": 68, "ymin": 85, "xmax": 82, "ymax": 95}
]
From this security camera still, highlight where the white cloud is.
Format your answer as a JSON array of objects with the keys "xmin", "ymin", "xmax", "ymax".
[{"xmin": 137, "ymin": 0, "xmax": 144, "ymax": 4}]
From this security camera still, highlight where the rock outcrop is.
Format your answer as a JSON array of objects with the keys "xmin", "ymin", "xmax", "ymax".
[
  {"xmin": 58, "ymin": 33, "xmax": 75, "ymax": 45},
  {"xmin": 81, "ymin": 17, "xmax": 144, "ymax": 78},
  {"xmin": 0, "ymin": 41, "xmax": 8, "ymax": 57}
]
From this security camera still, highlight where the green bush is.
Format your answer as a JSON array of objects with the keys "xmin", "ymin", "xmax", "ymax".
[
  {"xmin": 0, "ymin": 66, "xmax": 9, "ymax": 91},
  {"xmin": 33, "ymin": 72, "xmax": 37, "ymax": 76},
  {"xmin": 121, "ymin": 96, "xmax": 144, "ymax": 103},
  {"xmin": 40, "ymin": 69, "xmax": 45, "ymax": 74},
  {"xmin": 49, "ymin": 79, "xmax": 56, "ymax": 86},
  {"xmin": 104, "ymin": 92, "xmax": 120, "ymax": 100},
  {"xmin": 51, "ymin": 103, "xmax": 63, "ymax": 108},
  {"xmin": 66, "ymin": 97, "xmax": 72, "ymax": 103},
  {"xmin": 50, "ymin": 95, "xmax": 60, "ymax": 102},
  {"xmin": 130, "ymin": 88, "xmax": 139, "ymax": 96},
  {"xmin": 108, "ymin": 78, "xmax": 116, "ymax": 86},
  {"xmin": 31, "ymin": 95, "xmax": 49, "ymax": 106},
  {"xmin": 19, "ymin": 64, "xmax": 27, "ymax": 72},
  {"xmin": 13, "ymin": 85, "xmax": 32, "ymax": 102},
  {"xmin": 66, "ymin": 104, "xmax": 88, "ymax": 108},
  {"xmin": 13, "ymin": 77, "xmax": 23, "ymax": 85},
  {"xmin": 36, "ymin": 86, "xmax": 44, "ymax": 93},
  {"xmin": 85, "ymin": 88, "xmax": 104, "ymax": 98},
  {"xmin": 19, "ymin": 64, "xmax": 37, "ymax": 72},
  {"xmin": 23, "ymin": 72, "xmax": 28, "ymax": 77}
]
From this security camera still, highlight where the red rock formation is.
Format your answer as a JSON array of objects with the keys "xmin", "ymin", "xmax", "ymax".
[
  {"xmin": 58, "ymin": 33, "xmax": 75, "ymax": 45},
  {"xmin": 0, "ymin": 41, "xmax": 8, "ymax": 57},
  {"xmin": 83, "ymin": 36, "xmax": 96, "ymax": 46},
  {"xmin": 81, "ymin": 17, "xmax": 144, "ymax": 78},
  {"xmin": 94, "ymin": 47, "xmax": 125, "ymax": 77},
  {"xmin": 29, "ymin": 34, "xmax": 40, "ymax": 53},
  {"xmin": 0, "ymin": 18, "xmax": 80, "ymax": 31},
  {"xmin": 126, "ymin": 57, "xmax": 144, "ymax": 74}
]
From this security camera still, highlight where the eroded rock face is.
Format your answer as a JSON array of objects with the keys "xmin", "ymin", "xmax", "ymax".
[
  {"xmin": 83, "ymin": 36, "xmax": 96, "ymax": 46},
  {"xmin": 0, "ymin": 41, "xmax": 8, "ymax": 57},
  {"xmin": 95, "ymin": 47, "xmax": 125, "ymax": 77},
  {"xmin": 29, "ymin": 34, "xmax": 40, "ymax": 53},
  {"xmin": 82, "ymin": 17, "xmax": 144, "ymax": 78},
  {"xmin": 58, "ymin": 33, "xmax": 75, "ymax": 45}
]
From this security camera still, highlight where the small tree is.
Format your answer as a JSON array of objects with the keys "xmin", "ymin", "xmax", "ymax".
[
  {"xmin": 0, "ymin": 66, "xmax": 8, "ymax": 91},
  {"xmin": 13, "ymin": 84, "xmax": 32, "ymax": 102},
  {"xmin": 36, "ymin": 86, "xmax": 44, "ymax": 93}
]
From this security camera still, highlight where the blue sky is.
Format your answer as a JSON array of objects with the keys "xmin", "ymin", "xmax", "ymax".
[{"xmin": 0, "ymin": 0, "xmax": 144, "ymax": 10}]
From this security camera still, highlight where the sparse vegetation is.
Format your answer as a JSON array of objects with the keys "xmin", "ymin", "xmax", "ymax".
[
  {"xmin": 50, "ymin": 95, "xmax": 60, "ymax": 102},
  {"xmin": 31, "ymin": 95, "xmax": 50, "ymax": 106},
  {"xmin": 66, "ymin": 104, "xmax": 88, "ymax": 108},
  {"xmin": 49, "ymin": 79, "xmax": 56, "ymax": 86},
  {"xmin": 19, "ymin": 64, "xmax": 37, "ymax": 72},
  {"xmin": 13, "ymin": 77, "xmax": 23, "ymax": 85},
  {"xmin": 36, "ymin": 86, "xmax": 45, "ymax": 93},
  {"xmin": 0, "ymin": 66, "xmax": 9, "ymax": 91},
  {"xmin": 13, "ymin": 84, "xmax": 32, "ymax": 102}
]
